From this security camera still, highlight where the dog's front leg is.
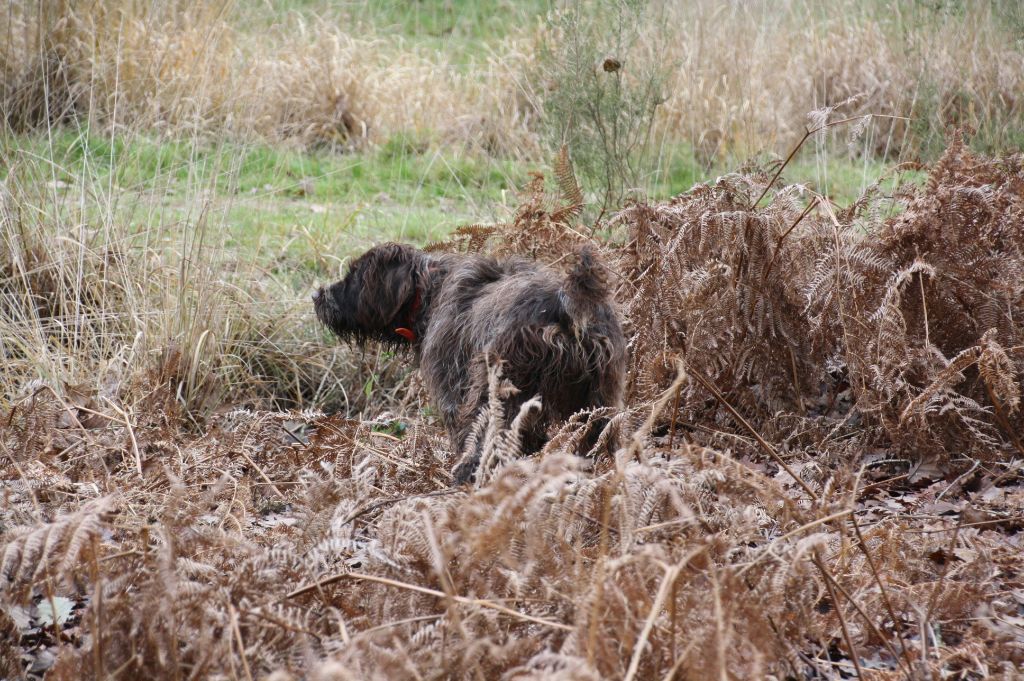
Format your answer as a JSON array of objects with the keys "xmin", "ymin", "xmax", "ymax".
[{"xmin": 451, "ymin": 449, "xmax": 481, "ymax": 485}]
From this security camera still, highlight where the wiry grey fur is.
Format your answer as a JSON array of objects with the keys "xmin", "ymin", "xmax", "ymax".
[{"xmin": 313, "ymin": 242, "xmax": 626, "ymax": 482}]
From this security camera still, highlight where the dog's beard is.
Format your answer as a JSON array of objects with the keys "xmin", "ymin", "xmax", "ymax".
[
  {"xmin": 314, "ymin": 289, "xmax": 413, "ymax": 351},
  {"xmin": 313, "ymin": 289, "xmax": 364, "ymax": 343},
  {"xmin": 313, "ymin": 290, "xmax": 345, "ymax": 335}
]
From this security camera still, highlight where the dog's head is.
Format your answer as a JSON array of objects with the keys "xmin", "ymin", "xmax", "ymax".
[{"xmin": 313, "ymin": 243, "xmax": 424, "ymax": 346}]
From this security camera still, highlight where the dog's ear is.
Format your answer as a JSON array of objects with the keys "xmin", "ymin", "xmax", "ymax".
[
  {"xmin": 379, "ymin": 257, "xmax": 416, "ymax": 323},
  {"xmin": 362, "ymin": 243, "xmax": 418, "ymax": 326}
]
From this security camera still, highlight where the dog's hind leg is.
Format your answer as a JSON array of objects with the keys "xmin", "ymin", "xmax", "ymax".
[
  {"xmin": 448, "ymin": 352, "xmax": 490, "ymax": 484},
  {"xmin": 451, "ymin": 432, "xmax": 483, "ymax": 485},
  {"xmin": 449, "ymin": 353, "xmax": 547, "ymax": 485}
]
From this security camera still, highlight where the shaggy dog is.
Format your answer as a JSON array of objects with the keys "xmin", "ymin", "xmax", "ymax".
[{"xmin": 313, "ymin": 243, "xmax": 626, "ymax": 482}]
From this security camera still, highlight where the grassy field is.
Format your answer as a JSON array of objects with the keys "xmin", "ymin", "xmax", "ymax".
[
  {"xmin": 2, "ymin": 1, "xmax": 1024, "ymax": 679},
  {"xmin": 3, "ymin": 129, "xmax": 528, "ymax": 265},
  {"xmin": 1, "ymin": 126, "xmax": 903, "ymax": 269}
]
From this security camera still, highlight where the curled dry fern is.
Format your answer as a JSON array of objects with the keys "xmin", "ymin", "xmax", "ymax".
[
  {"xmin": 1, "ymin": 497, "xmax": 113, "ymax": 602},
  {"xmin": 3, "ymin": 140, "xmax": 1023, "ymax": 679}
]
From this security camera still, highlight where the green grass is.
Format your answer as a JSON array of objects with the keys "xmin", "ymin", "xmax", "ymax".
[
  {"xmin": 7, "ymin": 129, "xmax": 523, "ymax": 202},
  {"xmin": 2, "ymin": 128, "xmax": 531, "ymax": 280},
  {"xmin": 348, "ymin": 0, "xmax": 550, "ymax": 44},
  {"xmin": 2, "ymin": 127, "xmax": 917, "ymax": 285},
  {"xmin": 646, "ymin": 143, "xmax": 922, "ymax": 206},
  {"xmin": 782, "ymin": 156, "xmax": 925, "ymax": 205}
]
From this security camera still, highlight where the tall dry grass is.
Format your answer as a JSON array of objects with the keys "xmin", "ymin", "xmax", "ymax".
[
  {"xmin": 1, "ymin": 1, "xmax": 538, "ymax": 154},
  {"xmin": 4, "ymin": 1, "xmax": 1023, "ymax": 164},
  {"xmin": 649, "ymin": 0, "xmax": 1024, "ymax": 162},
  {"xmin": 0, "ymin": 130, "xmax": 419, "ymax": 422}
]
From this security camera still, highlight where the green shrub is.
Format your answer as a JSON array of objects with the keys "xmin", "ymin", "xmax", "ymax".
[{"xmin": 534, "ymin": 0, "xmax": 669, "ymax": 209}]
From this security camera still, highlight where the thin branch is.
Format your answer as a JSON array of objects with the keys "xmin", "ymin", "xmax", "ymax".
[
  {"xmin": 751, "ymin": 114, "xmax": 907, "ymax": 208},
  {"xmin": 751, "ymin": 127, "xmax": 815, "ymax": 209},
  {"xmin": 623, "ymin": 548, "xmax": 705, "ymax": 681},
  {"xmin": 736, "ymin": 509, "xmax": 852, "ymax": 577},
  {"xmin": 815, "ymin": 552, "xmax": 908, "ymax": 673},
  {"xmin": 763, "ymin": 196, "xmax": 818, "ymax": 281},
  {"xmin": 229, "ymin": 604, "xmax": 254, "ymax": 681},
  {"xmin": 285, "ymin": 571, "xmax": 573, "ymax": 632},
  {"xmin": 234, "ymin": 447, "xmax": 286, "ymax": 500},
  {"xmin": 812, "ymin": 553, "xmax": 864, "ymax": 680},
  {"xmin": 849, "ymin": 515, "xmax": 910, "ymax": 662},
  {"xmin": 337, "ymin": 489, "xmax": 463, "ymax": 528},
  {"xmin": 688, "ymin": 367, "xmax": 819, "ymax": 501},
  {"xmin": 624, "ymin": 564, "xmax": 681, "ymax": 681},
  {"xmin": 982, "ymin": 380, "xmax": 1024, "ymax": 458},
  {"xmin": 102, "ymin": 396, "xmax": 142, "ymax": 476}
]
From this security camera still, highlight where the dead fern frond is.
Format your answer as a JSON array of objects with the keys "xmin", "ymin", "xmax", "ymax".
[
  {"xmin": 1, "ymin": 496, "xmax": 114, "ymax": 601},
  {"xmin": 554, "ymin": 144, "xmax": 584, "ymax": 207}
]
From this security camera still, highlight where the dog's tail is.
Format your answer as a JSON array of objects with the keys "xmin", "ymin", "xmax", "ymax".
[{"xmin": 560, "ymin": 244, "xmax": 611, "ymax": 329}]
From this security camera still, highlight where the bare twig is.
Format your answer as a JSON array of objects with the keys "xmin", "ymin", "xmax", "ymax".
[
  {"xmin": 233, "ymin": 447, "xmax": 286, "ymax": 500},
  {"xmin": 668, "ymin": 378, "xmax": 685, "ymax": 449},
  {"xmin": 736, "ymin": 509, "xmax": 852, "ymax": 577},
  {"xmin": 102, "ymin": 397, "xmax": 142, "ymax": 476},
  {"xmin": 285, "ymin": 572, "xmax": 573, "ymax": 632},
  {"xmin": 815, "ymin": 552, "xmax": 908, "ymax": 672},
  {"xmin": 812, "ymin": 553, "xmax": 863, "ymax": 679},
  {"xmin": 688, "ymin": 367, "xmax": 819, "ymax": 501},
  {"xmin": 229, "ymin": 604, "xmax": 254, "ymax": 681},
  {"xmin": 763, "ymin": 196, "xmax": 818, "ymax": 281},
  {"xmin": 623, "ymin": 548, "xmax": 705, "ymax": 681},
  {"xmin": 982, "ymin": 380, "xmax": 1024, "ymax": 458},
  {"xmin": 750, "ymin": 114, "xmax": 908, "ymax": 209},
  {"xmin": 849, "ymin": 515, "xmax": 910, "ymax": 662},
  {"xmin": 337, "ymin": 489, "xmax": 462, "ymax": 528}
]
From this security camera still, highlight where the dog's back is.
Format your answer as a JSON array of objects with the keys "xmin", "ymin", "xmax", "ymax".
[{"xmin": 419, "ymin": 248, "xmax": 626, "ymax": 481}]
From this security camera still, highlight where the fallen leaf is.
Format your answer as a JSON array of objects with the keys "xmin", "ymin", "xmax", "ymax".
[{"xmin": 35, "ymin": 596, "xmax": 75, "ymax": 627}]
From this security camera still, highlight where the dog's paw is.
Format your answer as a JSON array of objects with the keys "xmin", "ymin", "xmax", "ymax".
[{"xmin": 451, "ymin": 455, "xmax": 480, "ymax": 486}]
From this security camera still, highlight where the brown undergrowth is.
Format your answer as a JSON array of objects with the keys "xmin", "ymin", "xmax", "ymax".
[{"xmin": 2, "ymin": 139, "xmax": 1024, "ymax": 679}]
